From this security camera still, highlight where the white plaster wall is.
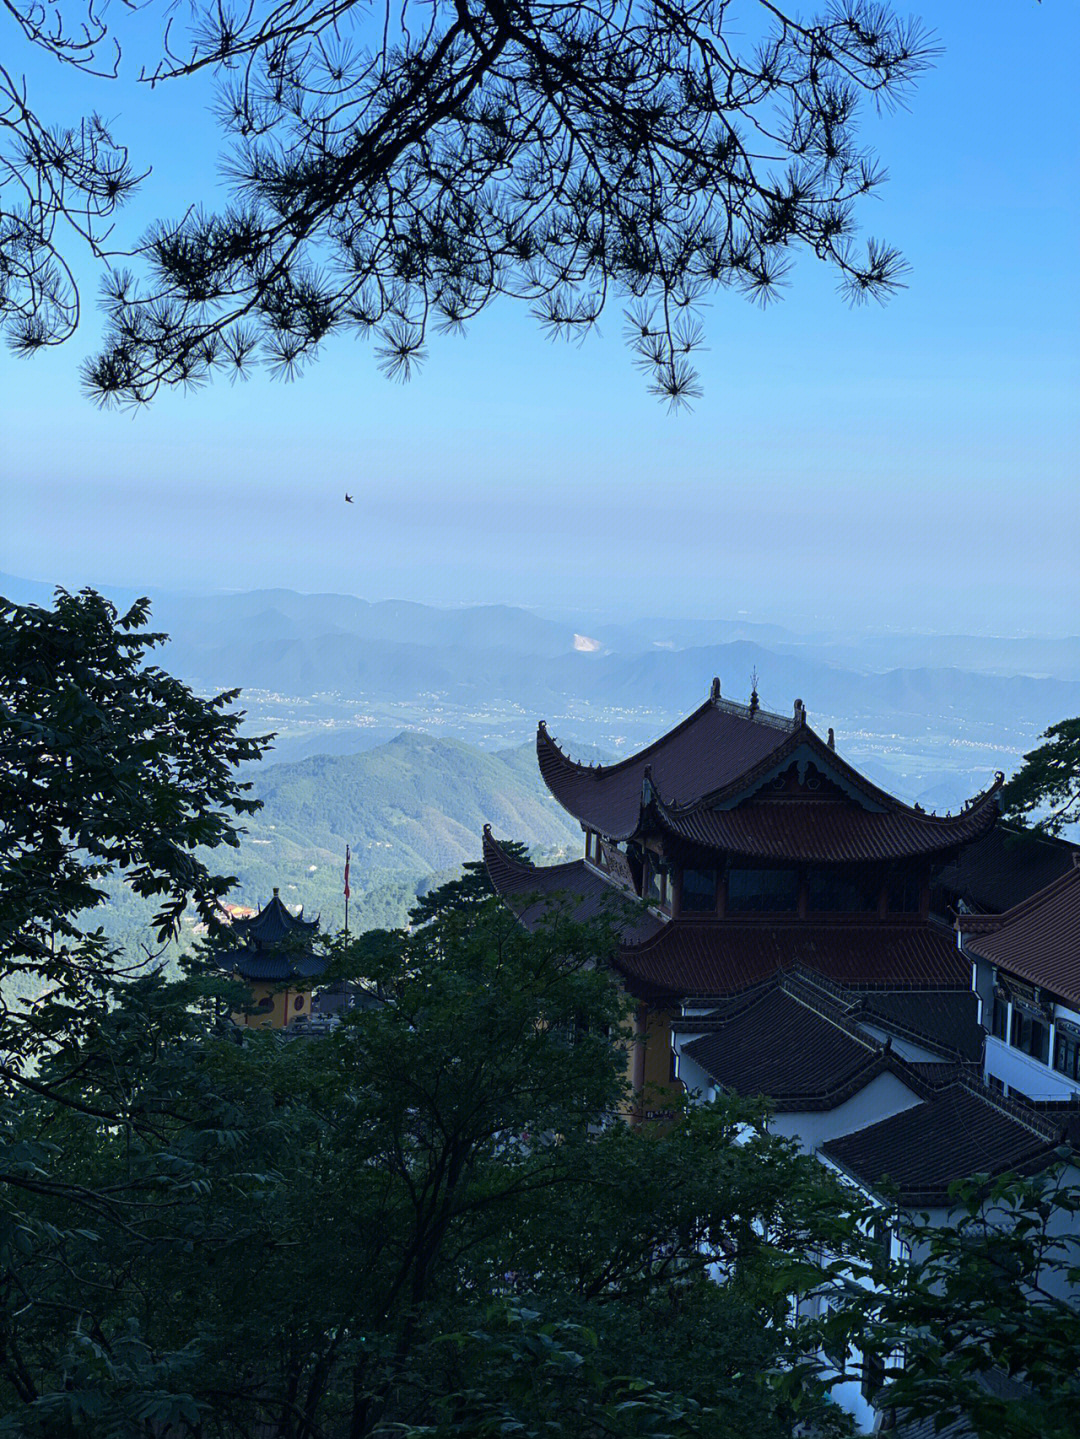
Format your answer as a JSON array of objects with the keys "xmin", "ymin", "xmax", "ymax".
[
  {"xmin": 769, "ymin": 1071, "xmax": 923, "ymax": 1154},
  {"xmin": 984, "ymin": 1035, "xmax": 1078, "ymax": 1100},
  {"xmin": 903, "ymin": 1170, "xmax": 1080, "ymax": 1304},
  {"xmin": 672, "ymin": 1046, "xmax": 714, "ymax": 1100}
]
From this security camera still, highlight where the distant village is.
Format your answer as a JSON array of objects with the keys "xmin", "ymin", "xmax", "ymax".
[{"xmin": 219, "ymin": 675, "xmax": 1080, "ymax": 1436}]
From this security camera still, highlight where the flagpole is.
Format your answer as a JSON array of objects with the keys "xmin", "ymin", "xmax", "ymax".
[{"xmin": 343, "ymin": 844, "xmax": 351, "ymax": 942}]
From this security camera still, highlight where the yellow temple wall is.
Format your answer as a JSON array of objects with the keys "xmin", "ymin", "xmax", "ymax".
[
  {"xmin": 625, "ymin": 1002, "xmax": 682, "ymax": 1123},
  {"xmin": 233, "ymin": 984, "xmax": 312, "ymax": 1030}
]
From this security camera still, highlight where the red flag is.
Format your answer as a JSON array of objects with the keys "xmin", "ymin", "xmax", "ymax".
[{"xmin": 343, "ymin": 845, "xmax": 351, "ymax": 901}]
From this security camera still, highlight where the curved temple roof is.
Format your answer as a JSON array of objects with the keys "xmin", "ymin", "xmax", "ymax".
[
  {"xmin": 482, "ymin": 827, "xmax": 661, "ymax": 944},
  {"xmin": 613, "ymin": 916, "xmax": 968, "ymax": 1000},
  {"xmin": 537, "ymin": 696, "xmax": 795, "ymax": 839},
  {"xmin": 820, "ymin": 1082, "xmax": 1063, "ymax": 1206},
  {"xmin": 223, "ymin": 951, "xmax": 328, "ymax": 982},
  {"xmin": 538, "ymin": 692, "xmax": 1002, "ymax": 862},
  {"xmin": 232, "ymin": 890, "xmax": 319, "ymax": 947},
  {"xmin": 650, "ymin": 783, "xmax": 1002, "ymax": 863},
  {"xmin": 217, "ymin": 888, "xmax": 327, "ymax": 983}
]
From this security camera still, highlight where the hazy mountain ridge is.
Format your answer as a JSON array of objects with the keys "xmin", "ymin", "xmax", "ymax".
[
  {"xmin": 5, "ymin": 575, "xmax": 1078, "ymax": 815},
  {"xmin": 248, "ymin": 731, "xmax": 579, "ymax": 889},
  {"xmin": 5, "ymin": 574, "xmax": 1078, "ymax": 680}
]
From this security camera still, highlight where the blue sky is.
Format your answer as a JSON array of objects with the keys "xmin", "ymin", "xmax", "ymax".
[{"xmin": 3, "ymin": 1, "xmax": 1078, "ymax": 634}]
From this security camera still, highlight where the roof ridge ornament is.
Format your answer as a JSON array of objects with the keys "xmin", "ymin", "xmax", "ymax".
[
  {"xmin": 710, "ymin": 676, "xmax": 721, "ymax": 703},
  {"xmin": 794, "ymin": 698, "xmax": 806, "ymax": 727},
  {"xmin": 641, "ymin": 763, "xmax": 655, "ymax": 808},
  {"xmin": 749, "ymin": 670, "xmax": 759, "ymax": 717},
  {"xmin": 827, "ymin": 727, "xmax": 836, "ymax": 750}
]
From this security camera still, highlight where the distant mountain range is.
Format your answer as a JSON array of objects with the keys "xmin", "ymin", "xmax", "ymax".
[
  {"xmin": 5, "ymin": 573, "xmax": 1079, "ymax": 817},
  {"xmin": 4, "ymin": 573, "xmax": 1079, "ymax": 681},
  {"xmin": 4, "ymin": 578, "xmax": 1065, "ymax": 734},
  {"xmin": 5, "ymin": 569, "xmax": 1079, "ymax": 958}
]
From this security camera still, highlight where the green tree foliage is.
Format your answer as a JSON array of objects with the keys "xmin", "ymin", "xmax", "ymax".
[
  {"xmin": 3, "ymin": 1, "xmax": 934, "ymax": 407},
  {"xmin": 1000, "ymin": 717, "xmax": 1080, "ymax": 837},
  {"xmin": 0, "ymin": 589, "xmax": 270, "ymax": 1060},
  {"xmin": 813, "ymin": 1164, "xmax": 1080, "ymax": 1439},
  {"xmin": 1, "ymin": 892, "xmax": 873, "ymax": 1436},
  {"xmin": 408, "ymin": 841, "xmax": 530, "ymax": 926}
]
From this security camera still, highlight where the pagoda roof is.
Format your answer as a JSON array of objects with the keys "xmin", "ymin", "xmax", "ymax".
[
  {"xmin": 231, "ymin": 890, "xmax": 320, "ymax": 946},
  {"xmin": 933, "ymin": 823, "xmax": 1080, "ymax": 914},
  {"xmin": 613, "ymin": 915, "xmax": 968, "ymax": 1001},
  {"xmin": 482, "ymin": 827, "xmax": 662, "ymax": 944},
  {"xmin": 537, "ymin": 693, "xmax": 796, "ymax": 839},
  {"xmin": 649, "ymin": 781, "xmax": 1002, "ymax": 863},
  {"xmin": 537, "ymin": 687, "xmax": 1002, "ymax": 861},
  {"xmin": 221, "ymin": 950, "xmax": 328, "ymax": 982},
  {"xmin": 820, "ymin": 1080, "xmax": 1064, "ymax": 1206},
  {"xmin": 960, "ymin": 863, "xmax": 1080, "ymax": 1008}
]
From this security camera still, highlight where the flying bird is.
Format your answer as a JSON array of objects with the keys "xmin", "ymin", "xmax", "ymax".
[{"xmin": 344, "ymin": 492, "xmax": 353, "ymax": 503}]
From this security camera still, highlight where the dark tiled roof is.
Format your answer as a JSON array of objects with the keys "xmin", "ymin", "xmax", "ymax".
[
  {"xmin": 820, "ymin": 1082, "xmax": 1061, "ymax": 1205},
  {"xmin": 220, "ymin": 950, "xmax": 328, "ymax": 981},
  {"xmin": 933, "ymin": 823, "xmax": 1080, "ymax": 914},
  {"xmin": 892, "ymin": 1371, "xmax": 1036, "ymax": 1439},
  {"xmin": 537, "ymin": 693, "xmax": 1002, "ymax": 865},
  {"xmin": 653, "ymin": 787, "xmax": 1001, "ymax": 863},
  {"xmin": 232, "ymin": 892, "xmax": 319, "ymax": 946},
  {"xmin": 614, "ymin": 917, "xmax": 968, "ymax": 1001},
  {"xmin": 850, "ymin": 988, "xmax": 984, "ymax": 1062},
  {"xmin": 962, "ymin": 865, "xmax": 1080, "ymax": 1008},
  {"xmin": 682, "ymin": 980, "xmax": 887, "ymax": 1109},
  {"xmin": 482, "ymin": 827, "xmax": 662, "ymax": 944},
  {"xmin": 537, "ymin": 697, "xmax": 794, "ymax": 838}
]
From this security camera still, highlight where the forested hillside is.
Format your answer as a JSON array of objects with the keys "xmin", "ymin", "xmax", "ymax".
[
  {"xmin": 84, "ymin": 733, "xmax": 582, "ymax": 957},
  {"xmin": 235, "ymin": 732, "xmax": 581, "ymax": 919}
]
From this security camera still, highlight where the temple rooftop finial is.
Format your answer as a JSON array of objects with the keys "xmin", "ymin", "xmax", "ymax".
[
  {"xmin": 794, "ymin": 698, "xmax": 806, "ymax": 727},
  {"xmin": 710, "ymin": 676, "xmax": 721, "ymax": 702},
  {"xmin": 749, "ymin": 669, "xmax": 759, "ymax": 716}
]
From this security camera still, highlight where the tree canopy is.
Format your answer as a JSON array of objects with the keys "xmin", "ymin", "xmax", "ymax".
[
  {"xmin": 1, "ymin": 886, "xmax": 875, "ymax": 1437},
  {"xmin": 0, "ymin": 588, "xmax": 270, "ymax": 1059},
  {"xmin": 847, "ymin": 1165, "xmax": 1080, "ymax": 1439},
  {"xmin": 3, "ymin": 0, "xmax": 935, "ymax": 407},
  {"xmin": 1000, "ymin": 716, "xmax": 1080, "ymax": 838},
  {"xmin": 3, "ymin": 597, "xmax": 1080, "ymax": 1436}
]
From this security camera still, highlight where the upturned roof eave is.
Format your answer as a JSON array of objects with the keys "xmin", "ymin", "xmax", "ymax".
[
  {"xmin": 534, "ymin": 698, "xmax": 797, "ymax": 838},
  {"xmin": 646, "ymin": 788, "xmax": 1002, "ymax": 864},
  {"xmin": 536, "ymin": 705, "xmax": 1004, "ymax": 851}
]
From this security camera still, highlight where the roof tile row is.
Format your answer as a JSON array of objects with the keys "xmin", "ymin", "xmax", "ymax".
[{"xmin": 962, "ymin": 864, "xmax": 1080, "ymax": 1007}]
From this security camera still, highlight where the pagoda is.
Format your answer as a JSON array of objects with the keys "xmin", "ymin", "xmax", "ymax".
[
  {"xmin": 484, "ymin": 678, "xmax": 1003, "ymax": 1112},
  {"xmin": 217, "ymin": 888, "xmax": 327, "ymax": 1030}
]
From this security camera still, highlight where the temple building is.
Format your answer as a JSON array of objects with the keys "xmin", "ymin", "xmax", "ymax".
[
  {"xmin": 961, "ymin": 862, "xmax": 1080, "ymax": 1102},
  {"xmin": 484, "ymin": 678, "xmax": 1003, "ymax": 1114},
  {"xmin": 216, "ymin": 888, "xmax": 328, "ymax": 1030},
  {"xmin": 484, "ymin": 682, "xmax": 1079, "ymax": 1432}
]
